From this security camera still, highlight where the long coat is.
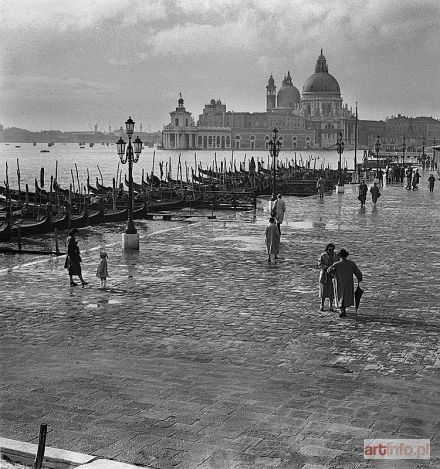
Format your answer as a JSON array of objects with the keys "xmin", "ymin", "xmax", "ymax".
[
  {"xmin": 316, "ymin": 178, "xmax": 325, "ymax": 195},
  {"xmin": 318, "ymin": 251, "xmax": 338, "ymax": 299},
  {"xmin": 265, "ymin": 222, "xmax": 280, "ymax": 254},
  {"xmin": 328, "ymin": 258, "xmax": 362, "ymax": 308},
  {"xmin": 272, "ymin": 198, "xmax": 286, "ymax": 224},
  {"xmin": 358, "ymin": 183, "xmax": 368, "ymax": 203},
  {"xmin": 64, "ymin": 235, "xmax": 82, "ymax": 276},
  {"xmin": 370, "ymin": 185, "xmax": 380, "ymax": 203}
]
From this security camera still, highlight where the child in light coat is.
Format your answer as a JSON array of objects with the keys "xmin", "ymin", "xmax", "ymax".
[{"xmin": 96, "ymin": 251, "xmax": 109, "ymax": 288}]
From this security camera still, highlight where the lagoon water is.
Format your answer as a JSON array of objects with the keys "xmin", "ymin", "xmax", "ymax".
[{"xmin": 1, "ymin": 143, "xmax": 359, "ymax": 190}]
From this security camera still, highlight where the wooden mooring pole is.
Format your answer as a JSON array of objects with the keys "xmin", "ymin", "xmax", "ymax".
[{"xmin": 33, "ymin": 424, "xmax": 47, "ymax": 469}]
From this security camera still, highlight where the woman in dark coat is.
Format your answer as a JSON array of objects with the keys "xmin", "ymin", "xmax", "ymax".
[
  {"xmin": 64, "ymin": 229, "xmax": 88, "ymax": 287},
  {"xmin": 358, "ymin": 181, "xmax": 368, "ymax": 206},
  {"xmin": 370, "ymin": 182, "xmax": 380, "ymax": 204}
]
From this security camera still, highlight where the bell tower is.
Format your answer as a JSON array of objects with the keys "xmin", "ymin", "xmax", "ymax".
[{"xmin": 266, "ymin": 74, "xmax": 276, "ymax": 111}]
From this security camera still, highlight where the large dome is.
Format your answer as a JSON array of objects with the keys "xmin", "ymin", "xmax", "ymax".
[
  {"xmin": 302, "ymin": 51, "xmax": 340, "ymax": 95},
  {"xmin": 277, "ymin": 71, "xmax": 300, "ymax": 108}
]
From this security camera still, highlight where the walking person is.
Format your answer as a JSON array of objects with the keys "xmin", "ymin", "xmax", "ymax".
[
  {"xmin": 358, "ymin": 180, "xmax": 368, "ymax": 206},
  {"xmin": 370, "ymin": 182, "xmax": 381, "ymax": 205},
  {"xmin": 327, "ymin": 249, "xmax": 363, "ymax": 318},
  {"xmin": 272, "ymin": 194, "xmax": 286, "ymax": 235},
  {"xmin": 265, "ymin": 217, "xmax": 280, "ymax": 263},
  {"xmin": 318, "ymin": 243, "xmax": 338, "ymax": 312},
  {"xmin": 412, "ymin": 168, "xmax": 420, "ymax": 190},
  {"xmin": 96, "ymin": 251, "xmax": 109, "ymax": 288},
  {"xmin": 316, "ymin": 176, "xmax": 325, "ymax": 198},
  {"xmin": 64, "ymin": 229, "xmax": 88, "ymax": 287},
  {"xmin": 428, "ymin": 173, "xmax": 436, "ymax": 192}
]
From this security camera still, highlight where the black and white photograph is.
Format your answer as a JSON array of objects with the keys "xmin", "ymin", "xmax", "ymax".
[{"xmin": 1, "ymin": 1, "xmax": 439, "ymax": 468}]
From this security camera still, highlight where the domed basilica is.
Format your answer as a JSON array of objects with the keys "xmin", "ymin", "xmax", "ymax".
[{"xmin": 162, "ymin": 51, "xmax": 356, "ymax": 150}]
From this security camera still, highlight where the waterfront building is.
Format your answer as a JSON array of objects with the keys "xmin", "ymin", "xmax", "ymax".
[
  {"xmin": 162, "ymin": 93, "xmax": 198, "ymax": 150},
  {"xmin": 162, "ymin": 51, "xmax": 356, "ymax": 150}
]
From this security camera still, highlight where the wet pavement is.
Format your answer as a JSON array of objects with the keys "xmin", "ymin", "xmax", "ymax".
[{"xmin": 1, "ymin": 176, "xmax": 440, "ymax": 469}]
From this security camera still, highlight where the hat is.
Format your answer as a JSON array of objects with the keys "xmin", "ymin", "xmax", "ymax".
[{"xmin": 100, "ymin": 251, "xmax": 108, "ymax": 258}]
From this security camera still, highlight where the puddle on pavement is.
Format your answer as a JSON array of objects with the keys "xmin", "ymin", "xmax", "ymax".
[{"xmin": 213, "ymin": 236, "xmax": 262, "ymax": 251}]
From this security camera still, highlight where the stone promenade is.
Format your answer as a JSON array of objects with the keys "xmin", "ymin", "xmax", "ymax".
[{"xmin": 1, "ymin": 176, "xmax": 440, "ymax": 469}]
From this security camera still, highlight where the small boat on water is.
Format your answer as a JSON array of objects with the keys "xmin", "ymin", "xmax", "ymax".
[
  {"xmin": 0, "ymin": 222, "xmax": 11, "ymax": 242},
  {"xmin": 40, "ymin": 149, "xmax": 50, "ymax": 153}
]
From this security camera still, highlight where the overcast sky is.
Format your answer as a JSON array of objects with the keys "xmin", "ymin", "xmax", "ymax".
[{"xmin": 1, "ymin": 0, "xmax": 439, "ymax": 132}]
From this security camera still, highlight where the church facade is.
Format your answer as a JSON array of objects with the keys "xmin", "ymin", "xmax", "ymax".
[{"xmin": 162, "ymin": 51, "xmax": 356, "ymax": 150}]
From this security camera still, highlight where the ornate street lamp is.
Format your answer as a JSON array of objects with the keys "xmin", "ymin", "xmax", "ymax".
[
  {"xmin": 269, "ymin": 128, "xmax": 282, "ymax": 199},
  {"xmin": 374, "ymin": 135, "xmax": 381, "ymax": 175},
  {"xmin": 116, "ymin": 117, "xmax": 143, "ymax": 249},
  {"xmin": 402, "ymin": 136, "xmax": 406, "ymax": 167},
  {"xmin": 336, "ymin": 132, "xmax": 345, "ymax": 187}
]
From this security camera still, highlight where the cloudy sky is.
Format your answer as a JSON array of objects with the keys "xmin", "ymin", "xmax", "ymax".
[{"xmin": 1, "ymin": 0, "xmax": 439, "ymax": 132}]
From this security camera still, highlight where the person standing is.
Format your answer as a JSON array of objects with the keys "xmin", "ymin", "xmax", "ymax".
[
  {"xmin": 64, "ymin": 229, "xmax": 88, "ymax": 287},
  {"xmin": 328, "ymin": 248, "xmax": 363, "ymax": 318},
  {"xmin": 406, "ymin": 166, "xmax": 413, "ymax": 190},
  {"xmin": 272, "ymin": 194, "xmax": 286, "ymax": 235},
  {"xmin": 318, "ymin": 243, "xmax": 338, "ymax": 312},
  {"xmin": 428, "ymin": 173, "xmax": 436, "ymax": 192},
  {"xmin": 316, "ymin": 176, "xmax": 325, "ymax": 198},
  {"xmin": 412, "ymin": 169, "xmax": 420, "ymax": 190},
  {"xmin": 370, "ymin": 182, "xmax": 381, "ymax": 205},
  {"xmin": 96, "ymin": 251, "xmax": 109, "ymax": 288},
  {"xmin": 358, "ymin": 181, "xmax": 368, "ymax": 206},
  {"xmin": 265, "ymin": 217, "xmax": 280, "ymax": 263},
  {"xmin": 378, "ymin": 169, "xmax": 384, "ymax": 187}
]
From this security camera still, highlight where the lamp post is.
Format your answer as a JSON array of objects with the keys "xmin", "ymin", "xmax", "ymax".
[
  {"xmin": 269, "ymin": 128, "xmax": 282, "ymax": 199},
  {"xmin": 336, "ymin": 132, "xmax": 345, "ymax": 192},
  {"xmin": 116, "ymin": 116, "xmax": 143, "ymax": 249},
  {"xmin": 422, "ymin": 138, "xmax": 426, "ymax": 165},
  {"xmin": 374, "ymin": 135, "xmax": 381, "ymax": 176},
  {"xmin": 402, "ymin": 136, "xmax": 406, "ymax": 167}
]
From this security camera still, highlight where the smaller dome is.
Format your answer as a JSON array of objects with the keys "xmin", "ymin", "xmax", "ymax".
[
  {"xmin": 276, "ymin": 71, "xmax": 300, "ymax": 108},
  {"xmin": 210, "ymin": 98, "xmax": 216, "ymax": 105}
]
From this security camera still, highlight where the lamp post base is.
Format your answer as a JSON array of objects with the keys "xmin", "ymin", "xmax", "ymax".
[
  {"xmin": 122, "ymin": 233, "xmax": 139, "ymax": 250},
  {"xmin": 335, "ymin": 184, "xmax": 345, "ymax": 194}
]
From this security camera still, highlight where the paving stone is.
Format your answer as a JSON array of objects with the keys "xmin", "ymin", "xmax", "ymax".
[{"xmin": 1, "ymin": 184, "xmax": 440, "ymax": 468}]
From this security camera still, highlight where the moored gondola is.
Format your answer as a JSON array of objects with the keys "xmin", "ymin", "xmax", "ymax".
[
  {"xmin": 0, "ymin": 222, "xmax": 11, "ymax": 242},
  {"xmin": 11, "ymin": 215, "xmax": 52, "ymax": 236}
]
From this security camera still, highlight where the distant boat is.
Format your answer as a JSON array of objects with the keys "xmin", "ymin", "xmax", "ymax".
[
  {"xmin": 33, "ymin": 142, "xmax": 36, "ymax": 146},
  {"xmin": 40, "ymin": 149, "xmax": 50, "ymax": 153},
  {"xmin": 89, "ymin": 142, "xmax": 94, "ymax": 147},
  {"xmin": 79, "ymin": 146, "xmax": 85, "ymax": 149},
  {"xmin": 48, "ymin": 142, "xmax": 54, "ymax": 147},
  {"xmin": 15, "ymin": 145, "xmax": 21, "ymax": 148}
]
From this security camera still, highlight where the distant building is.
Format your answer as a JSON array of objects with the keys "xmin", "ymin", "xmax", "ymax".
[
  {"xmin": 358, "ymin": 114, "xmax": 440, "ymax": 151},
  {"xmin": 162, "ymin": 50, "xmax": 356, "ymax": 150},
  {"xmin": 162, "ymin": 93, "xmax": 198, "ymax": 150}
]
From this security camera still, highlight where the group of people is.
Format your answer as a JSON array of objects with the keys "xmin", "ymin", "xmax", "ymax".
[
  {"xmin": 318, "ymin": 244, "xmax": 363, "ymax": 318},
  {"xmin": 358, "ymin": 181, "xmax": 381, "ymax": 206},
  {"xmin": 65, "ymin": 228, "xmax": 109, "ymax": 288},
  {"xmin": 265, "ymin": 194, "xmax": 286, "ymax": 262},
  {"xmin": 265, "ymin": 196, "xmax": 363, "ymax": 318}
]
